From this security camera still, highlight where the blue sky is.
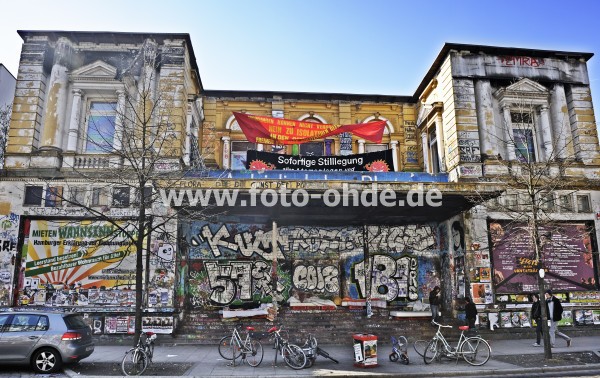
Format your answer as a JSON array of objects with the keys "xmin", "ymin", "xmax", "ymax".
[{"xmin": 1, "ymin": 0, "xmax": 599, "ymax": 114}]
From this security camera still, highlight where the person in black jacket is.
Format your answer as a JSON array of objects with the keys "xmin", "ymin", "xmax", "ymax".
[
  {"xmin": 531, "ymin": 293, "xmax": 542, "ymax": 346},
  {"xmin": 545, "ymin": 289, "xmax": 571, "ymax": 347},
  {"xmin": 429, "ymin": 286, "xmax": 441, "ymax": 324},
  {"xmin": 464, "ymin": 297, "xmax": 478, "ymax": 329}
]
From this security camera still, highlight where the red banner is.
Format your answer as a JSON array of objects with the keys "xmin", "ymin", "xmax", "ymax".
[{"xmin": 233, "ymin": 112, "xmax": 386, "ymax": 145}]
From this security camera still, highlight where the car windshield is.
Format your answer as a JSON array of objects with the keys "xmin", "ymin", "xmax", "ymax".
[{"xmin": 64, "ymin": 315, "xmax": 88, "ymax": 329}]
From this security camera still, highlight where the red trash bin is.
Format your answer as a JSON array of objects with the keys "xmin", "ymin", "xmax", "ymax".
[{"xmin": 353, "ymin": 333, "xmax": 378, "ymax": 368}]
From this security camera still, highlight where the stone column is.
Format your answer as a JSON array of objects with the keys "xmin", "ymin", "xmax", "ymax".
[
  {"xmin": 222, "ymin": 136, "xmax": 231, "ymax": 169},
  {"xmin": 539, "ymin": 105, "xmax": 554, "ymax": 160},
  {"xmin": 325, "ymin": 139, "xmax": 333, "ymax": 156},
  {"xmin": 502, "ymin": 105, "xmax": 516, "ymax": 161},
  {"xmin": 550, "ymin": 83, "xmax": 569, "ymax": 159},
  {"xmin": 112, "ymin": 90, "xmax": 127, "ymax": 151},
  {"xmin": 435, "ymin": 115, "xmax": 446, "ymax": 172},
  {"xmin": 40, "ymin": 37, "xmax": 73, "ymax": 150},
  {"xmin": 474, "ymin": 80, "xmax": 497, "ymax": 158},
  {"xmin": 390, "ymin": 140, "xmax": 398, "ymax": 172},
  {"xmin": 140, "ymin": 40, "xmax": 158, "ymax": 102},
  {"xmin": 357, "ymin": 139, "xmax": 365, "ymax": 154},
  {"xmin": 421, "ymin": 132, "xmax": 430, "ymax": 172},
  {"xmin": 183, "ymin": 103, "xmax": 193, "ymax": 166},
  {"xmin": 66, "ymin": 89, "xmax": 84, "ymax": 152}
]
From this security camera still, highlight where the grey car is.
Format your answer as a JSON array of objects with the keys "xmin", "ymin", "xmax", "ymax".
[{"xmin": 0, "ymin": 310, "xmax": 95, "ymax": 373}]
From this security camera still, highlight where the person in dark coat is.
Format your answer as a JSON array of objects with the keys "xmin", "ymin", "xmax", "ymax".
[
  {"xmin": 545, "ymin": 289, "xmax": 571, "ymax": 347},
  {"xmin": 531, "ymin": 293, "xmax": 542, "ymax": 346},
  {"xmin": 429, "ymin": 286, "xmax": 441, "ymax": 324},
  {"xmin": 464, "ymin": 297, "xmax": 478, "ymax": 329}
]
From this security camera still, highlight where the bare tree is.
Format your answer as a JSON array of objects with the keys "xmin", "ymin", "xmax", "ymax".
[
  {"xmin": 470, "ymin": 86, "xmax": 595, "ymax": 359},
  {"xmin": 24, "ymin": 42, "xmax": 210, "ymax": 346}
]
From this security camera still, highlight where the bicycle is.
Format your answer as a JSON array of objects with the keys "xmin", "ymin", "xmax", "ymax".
[
  {"xmin": 268, "ymin": 325, "xmax": 307, "ymax": 370},
  {"xmin": 121, "ymin": 331, "xmax": 157, "ymax": 376},
  {"xmin": 300, "ymin": 334, "xmax": 339, "ymax": 368},
  {"xmin": 423, "ymin": 320, "xmax": 491, "ymax": 366},
  {"xmin": 389, "ymin": 335, "xmax": 409, "ymax": 364},
  {"xmin": 217, "ymin": 324, "xmax": 264, "ymax": 367}
]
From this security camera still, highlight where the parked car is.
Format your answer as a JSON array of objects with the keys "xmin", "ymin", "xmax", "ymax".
[{"xmin": 0, "ymin": 310, "xmax": 95, "ymax": 373}]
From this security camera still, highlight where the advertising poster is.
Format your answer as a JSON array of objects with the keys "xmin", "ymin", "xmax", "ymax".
[
  {"xmin": 568, "ymin": 291, "xmax": 600, "ymax": 304},
  {"xmin": 455, "ymin": 256, "xmax": 465, "ymax": 298},
  {"xmin": 488, "ymin": 312, "xmax": 499, "ymax": 330},
  {"xmin": 558, "ymin": 310, "xmax": 573, "ymax": 326},
  {"xmin": 92, "ymin": 316, "xmax": 104, "ymax": 334},
  {"xmin": 490, "ymin": 222, "xmax": 595, "ymax": 294},
  {"xmin": 574, "ymin": 310, "xmax": 594, "ymax": 325},
  {"xmin": 471, "ymin": 283, "xmax": 492, "ymax": 304},
  {"xmin": 20, "ymin": 219, "xmax": 138, "ymax": 306},
  {"xmin": 500, "ymin": 312, "xmax": 512, "ymax": 328},
  {"xmin": 142, "ymin": 316, "xmax": 174, "ymax": 334},
  {"xmin": 478, "ymin": 313, "xmax": 489, "ymax": 329},
  {"xmin": 362, "ymin": 339, "xmax": 378, "ymax": 366}
]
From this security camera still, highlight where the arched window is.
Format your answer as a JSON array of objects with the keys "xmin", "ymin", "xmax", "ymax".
[
  {"xmin": 298, "ymin": 113, "xmax": 328, "ymax": 156},
  {"xmin": 362, "ymin": 115, "xmax": 394, "ymax": 152}
]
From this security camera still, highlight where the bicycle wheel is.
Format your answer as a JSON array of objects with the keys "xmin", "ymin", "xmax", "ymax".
[
  {"xmin": 245, "ymin": 339, "xmax": 264, "ymax": 367},
  {"xmin": 400, "ymin": 353, "xmax": 409, "ymax": 365},
  {"xmin": 218, "ymin": 336, "xmax": 241, "ymax": 361},
  {"xmin": 283, "ymin": 344, "xmax": 307, "ymax": 370},
  {"xmin": 461, "ymin": 337, "xmax": 491, "ymax": 366},
  {"xmin": 121, "ymin": 348, "xmax": 149, "ymax": 376},
  {"xmin": 413, "ymin": 339, "xmax": 429, "ymax": 357},
  {"xmin": 304, "ymin": 356, "xmax": 315, "ymax": 368},
  {"xmin": 423, "ymin": 338, "xmax": 439, "ymax": 364}
]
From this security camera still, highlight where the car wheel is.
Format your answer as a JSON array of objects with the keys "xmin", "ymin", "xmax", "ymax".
[{"xmin": 32, "ymin": 347, "xmax": 62, "ymax": 373}]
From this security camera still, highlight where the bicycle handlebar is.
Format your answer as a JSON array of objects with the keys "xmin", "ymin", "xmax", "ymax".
[{"xmin": 432, "ymin": 320, "xmax": 452, "ymax": 328}]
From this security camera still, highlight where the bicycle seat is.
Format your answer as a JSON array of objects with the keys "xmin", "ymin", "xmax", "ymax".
[
  {"xmin": 267, "ymin": 326, "xmax": 277, "ymax": 333},
  {"xmin": 246, "ymin": 326, "xmax": 255, "ymax": 331},
  {"xmin": 458, "ymin": 326, "xmax": 470, "ymax": 331}
]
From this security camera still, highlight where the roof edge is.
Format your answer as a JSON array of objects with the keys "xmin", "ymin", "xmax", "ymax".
[
  {"xmin": 413, "ymin": 42, "xmax": 595, "ymax": 100},
  {"xmin": 17, "ymin": 30, "xmax": 203, "ymax": 91},
  {"xmin": 202, "ymin": 89, "xmax": 414, "ymax": 103}
]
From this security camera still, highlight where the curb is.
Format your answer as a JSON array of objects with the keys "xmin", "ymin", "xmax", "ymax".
[
  {"xmin": 63, "ymin": 362, "xmax": 600, "ymax": 377},
  {"xmin": 384, "ymin": 363, "xmax": 600, "ymax": 377}
]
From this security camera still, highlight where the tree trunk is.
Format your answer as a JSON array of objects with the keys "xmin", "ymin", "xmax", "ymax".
[
  {"xmin": 537, "ymin": 268, "xmax": 552, "ymax": 359},
  {"xmin": 133, "ymin": 211, "xmax": 146, "ymax": 347}
]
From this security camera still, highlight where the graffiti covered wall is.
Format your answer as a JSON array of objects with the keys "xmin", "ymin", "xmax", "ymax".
[
  {"xmin": 0, "ymin": 212, "xmax": 19, "ymax": 306},
  {"xmin": 181, "ymin": 221, "xmax": 441, "ymax": 309},
  {"xmin": 17, "ymin": 219, "xmax": 176, "ymax": 309}
]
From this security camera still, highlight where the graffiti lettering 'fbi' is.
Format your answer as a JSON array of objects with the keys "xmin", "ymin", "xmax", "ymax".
[
  {"xmin": 204, "ymin": 261, "xmax": 286, "ymax": 305},
  {"xmin": 352, "ymin": 255, "xmax": 418, "ymax": 301}
]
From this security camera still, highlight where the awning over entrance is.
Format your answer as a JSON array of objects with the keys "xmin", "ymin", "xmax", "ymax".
[{"xmin": 173, "ymin": 170, "xmax": 504, "ymax": 226}]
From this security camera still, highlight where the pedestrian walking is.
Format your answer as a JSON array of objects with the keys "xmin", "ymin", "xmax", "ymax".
[
  {"xmin": 531, "ymin": 293, "xmax": 542, "ymax": 347},
  {"xmin": 429, "ymin": 286, "xmax": 441, "ymax": 324},
  {"xmin": 464, "ymin": 296, "xmax": 477, "ymax": 330},
  {"xmin": 545, "ymin": 289, "xmax": 572, "ymax": 347}
]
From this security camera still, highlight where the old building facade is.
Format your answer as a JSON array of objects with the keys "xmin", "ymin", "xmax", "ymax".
[{"xmin": 0, "ymin": 32, "xmax": 598, "ymax": 341}]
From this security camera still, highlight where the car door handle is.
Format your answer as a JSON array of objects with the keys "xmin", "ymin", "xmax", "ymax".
[{"xmin": 28, "ymin": 336, "xmax": 39, "ymax": 339}]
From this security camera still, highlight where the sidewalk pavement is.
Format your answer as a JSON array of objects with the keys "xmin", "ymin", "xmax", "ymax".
[{"xmin": 64, "ymin": 335, "xmax": 600, "ymax": 377}]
